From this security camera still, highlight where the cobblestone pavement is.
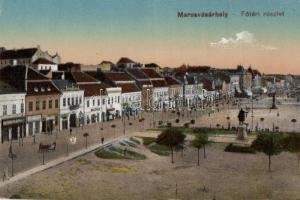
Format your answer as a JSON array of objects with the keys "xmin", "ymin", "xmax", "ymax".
[{"xmin": 0, "ymin": 97, "xmax": 298, "ymax": 182}]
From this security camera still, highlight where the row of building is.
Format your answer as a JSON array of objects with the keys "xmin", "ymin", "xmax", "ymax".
[{"xmin": 0, "ymin": 46, "xmax": 261, "ymax": 143}]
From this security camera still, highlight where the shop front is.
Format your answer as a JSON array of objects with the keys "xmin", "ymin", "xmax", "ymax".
[
  {"xmin": 41, "ymin": 116, "xmax": 55, "ymax": 134},
  {"xmin": 1, "ymin": 116, "xmax": 26, "ymax": 143}
]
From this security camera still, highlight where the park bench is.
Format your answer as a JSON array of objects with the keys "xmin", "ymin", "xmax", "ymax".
[{"xmin": 39, "ymin": 142, "xmax": 56, "ymax": 152}]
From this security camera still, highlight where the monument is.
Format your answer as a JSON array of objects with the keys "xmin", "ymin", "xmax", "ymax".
[{"xmin": 237, "ymin": 108, "xmax": 248, "ymax": 140}]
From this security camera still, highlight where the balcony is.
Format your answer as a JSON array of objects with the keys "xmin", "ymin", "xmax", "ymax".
[{"xmin": 69, "ymin": 104, "xmax": 80, "ymax": 111}]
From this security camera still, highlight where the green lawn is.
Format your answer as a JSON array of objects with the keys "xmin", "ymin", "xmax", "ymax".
[
  {"xmin": 149, "ymin": 143, "xmax": 170, "ymax": 156},
  {"xmin": 138, "ymin": 136, "xmax": 175, "ymax": 156},
  {"xmin": 129, "ymin": 137, "xmax": 141, "ymax": 145},
  {"xmin": 138, "ymin": 136, "xmax": 157, "ymax": 146},
  {"xmin": 95, "ymin": 146, "xmax": 146, "ymax": 160}
]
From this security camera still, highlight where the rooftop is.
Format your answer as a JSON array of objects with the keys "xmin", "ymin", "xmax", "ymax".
[
  {"xmin": 0, "ymin": 48, "xmax": 37, "ymax": 59},
  {"xmin": 117, "ymin": 57, "xmax": 135, "ymax": 65},
  {"xmin": 65, "ymin": 72, "xmax": 100, "ymax": 83},
  {"xmin": 164, "ymin": 76, "xmax": 181, "ymax": 86},
  {"xmin": 78, "ymin": 83, "xmax": 108, "ymax": 96},
  {"xmin": 116, "ymin": 83, "xmax": 140, "ymax": 93},
  {"xmin": 151, "ymin": 80, "xmax": 168, "ymax": 87},
  {"xmin": 126, "ymin": 68, "xmax": 149, "ymax": 80},
  {"xmin": 141, "ymin": 68, "xmax": 162, "ymax": 79},
  {"xmin": 33, "ymin": 58, "xmax": 55, "ymax": 65}
]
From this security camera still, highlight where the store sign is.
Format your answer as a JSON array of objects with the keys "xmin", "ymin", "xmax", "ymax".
[
  {"xmin": 2, "ymin": 118, "xmax": 25, "ymax": 126},
  {"xmin": 91, "ymin": 108, "xmax": 100, "ymax": 112}
]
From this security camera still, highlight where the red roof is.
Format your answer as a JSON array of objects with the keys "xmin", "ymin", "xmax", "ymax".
[
  {"xmin": 126, "ymin": 68, "xmax": 149, "ymax": 79},
  {"xmin": 65, "ymin": 72, "xmax": 99, "ymax": 83},
  {"xmin": 151, "ymin": 80, "xmax": 168, "ymax": 87},
  {"xmin": 200, "ymin": 78, "xmax": 214, "ymax": 91},
  {"xmin": 78, "ymin": 83, "xmax": 107, "ymax": 97},
  {"xmin": 141, "ymin": 68, "xmax": 162, "ymax": 79},
  {"xmin": 137, "ymin": 80, "xmax": 152, "ymax": 87},
  {"xmin": 33, "ymin": 58, "xmax": 55, "ymax": 65},
  {"xmin": 27, "ymin": 82, "xmax": 60, "ymax": 96},
  {"xmin": 164, "ymin": 76, "xmax": 181, "ymax": 86},
  {"xmin": 116, "ymin": 83, "xmax": 140, "ymax": 93},
  {"xmin": 117, "ymin": 57, "xmax": 135, "ymax": 65},
  {"xmin": 104, "ymin": 72, "xmax": 133, "ymax": 82}
]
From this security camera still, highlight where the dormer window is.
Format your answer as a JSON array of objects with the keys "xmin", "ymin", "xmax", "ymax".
[
  {"xmin": 47, "ymin": 87, "xmax": 51, "ymax": 91},
  {"xmin": 41, "ymin": 87, "xmax": 45, "ymax": 92},
  {"xmin": 34, "ymin": 87, "xmax": 38, "ymax": 92}
]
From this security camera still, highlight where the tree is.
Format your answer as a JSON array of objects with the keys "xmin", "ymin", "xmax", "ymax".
[
  {"xmin": 260, "ymin": 118, "xmax": 265, "ymax": 131},
  {"xmin": 156, "ymin": 128, "xmax": 186, "ymax": 163},
  {"xmin": 226, "ymin": 116, "xmax": 231, "ymax": 130},
  {"xmin": 283, "ymin": 133, "xmax": 300, "ymax": 166},
  {"xmin": 111, "ymin": 124, "xmax": 116, "ymax": 138},
  {"xmin": 251, "ymin": 133, "xmax": 284, "ymax": 171},
  {"xmin": 191, "ymin": 133, "xmax": 209, "ymax": 166},
  {"xmin": 291, "ymin": 119, "xmax": 297, "ymax": 132},
  {"xmin": 83, "ymin": 133, "xmax": 89, "ymax": 149}
]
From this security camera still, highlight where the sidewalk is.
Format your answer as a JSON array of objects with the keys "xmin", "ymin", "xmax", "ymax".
[{"xmin": 0, "ymin": 136, "xmax": 125, "ymax": 189}]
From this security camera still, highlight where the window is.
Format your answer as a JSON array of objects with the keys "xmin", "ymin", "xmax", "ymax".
[
  {"xmin": 102, "ymin": 99, "xmax": 105, "ymax": 105},
  {"xmin": 36, "ymin": 101, "xmax": 40, "ymax": 110},
  {"xmin": 71, "ymin": 97, "xmax": 74, "ymax": 105},
  {"xmin": 42, "ymin": 101, "xmax": 46, "ymax": 109},
  {"xmin": 2, "ymin": 105, "xmax": 7, "ymax": 116},
  {"xmin": 21, "ymin": 103, "xmax": 24, "ymax": 113},
  {"xmin": 76, "ymin": 97, "xmax": 78, "ymax": 105},
  {"xmin": 49, "ymin": 100, "xmax": 52, "ymax": 109},
  {"xmin": 98, "ymin": 99, "xmax": 100, "ymax": 106},
  {"xmin": 12, "ymin": 104, "xmax": 16, "ymax": 114},
  {"xmin": 55, "ymin": 99, "xmax": 58, "ymax": 108},
  {"xmin": 79, "ymin": 97, "xmax": 82, "ymax": 104},
  {"xmin": 67, "ymin": 98, "xmax": 70, "ymax": 106},
  {"xmin": 63, "ymin": 98, "xmax": 66, "ymax": 107},
  {"xmin": 118, "ymin": 96, "xmax": 120, "ymax": 103},
  {"xmin": 87, "ymin": 100, "xmax": 90, "ymax": 108},
  {"xmin": 108, "ymin": 98, "xmax": 110, "ymax": 104},
  {"xmin": 93, "ymin": 99, "xmax": 95, "ymax": 106},
  {"xmin": 29, "ymin": 102, "xmax": 33, "ymax": 111}
]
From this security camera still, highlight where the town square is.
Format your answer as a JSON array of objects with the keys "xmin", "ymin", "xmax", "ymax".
[{"xmin": 0, "ymin": 0, "xmax": 300, "ymax": 199}]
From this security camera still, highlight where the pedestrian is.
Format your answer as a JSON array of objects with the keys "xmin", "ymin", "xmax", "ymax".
[{"xmin": 101, "ymin": 137, "xmax": 104, "ymax": 144}]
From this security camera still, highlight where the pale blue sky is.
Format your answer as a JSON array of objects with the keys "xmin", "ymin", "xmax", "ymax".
[{"xmin": 0, "ymin": 0, "xmax": 299, "ymax": 73}]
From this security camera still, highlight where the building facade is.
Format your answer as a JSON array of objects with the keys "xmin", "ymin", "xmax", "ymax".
[{"xmin": 0, "ymin": 81, "xmax": 26, "ymax": 143}]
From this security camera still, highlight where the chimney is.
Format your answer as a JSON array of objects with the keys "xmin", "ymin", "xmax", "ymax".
[{"xmin": 25, "ymin": 66, "xmax": 28, "ymax": 92}]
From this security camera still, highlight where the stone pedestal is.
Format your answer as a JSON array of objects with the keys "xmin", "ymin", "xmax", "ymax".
[{"xmin": 237, "ymin": 124, "xmax": 248, "ymax": 140}]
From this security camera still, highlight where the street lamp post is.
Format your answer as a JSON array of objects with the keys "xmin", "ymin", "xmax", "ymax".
[
  {"xmin": 8, "ymin": 144, "xmax": 16, "ymax": 177},
  {"xmin": 83, "ymin": 132, "xmax": 89, "ymax": 149},
  {"xmin": 100, "ymin": 88, "xmax": 103, "ymax": 128}
]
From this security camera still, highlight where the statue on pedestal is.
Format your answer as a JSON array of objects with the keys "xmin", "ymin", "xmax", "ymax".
[
  {"xmin": 270, "ymin": 93, "xmax": 278, "ymax": 109},
  {"xmin": 237, "ymin": 108, "xmax": 248, "ymax": 140}
]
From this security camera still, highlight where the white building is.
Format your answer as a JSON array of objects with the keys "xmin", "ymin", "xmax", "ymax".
[
  {"xmin": 0, "ymin": 45, "xmax": 61, "ymax": 67},
  {"xmin": 105, "ymin": 87, "xmax": 122, "ymax": 120},
  {"xmin": 164, "ymin": 76, "xmax": 183, "ymax": 109},
  {"xmin": 141, "ymin": 68, "xmax": 169, "ymax": 110},
  {"xmin": 178, "ymin": 75, "xmax": 203, "ymax": 109},
  {"xmin": 86, "ymin": 71, "xmax": 142, "ymax": 117},
  {"xmin": 52, "ymin": 80, "xmax": 84, "ymax": 130},
  {"xmin": 33, "ymin": 58, "xmax": 58, "ymax": 71},
  {"xmin": 0, "ymin": 80, "xmax": 26, "ymax": 143}
]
